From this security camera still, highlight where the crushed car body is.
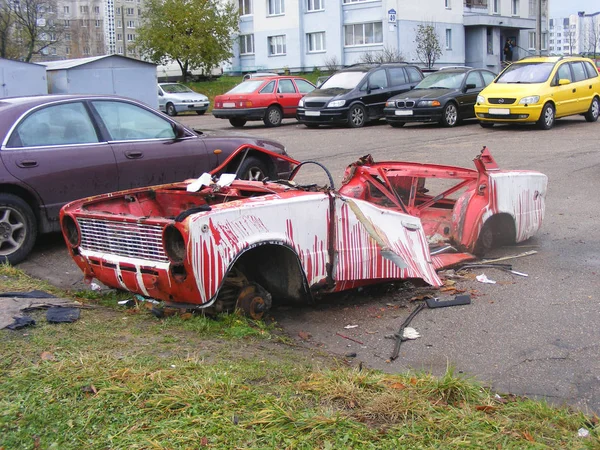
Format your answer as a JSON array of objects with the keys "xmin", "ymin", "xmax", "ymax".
[{"xmin": 60, "ymin": 146, "xmax": 547, "ymax": 318}]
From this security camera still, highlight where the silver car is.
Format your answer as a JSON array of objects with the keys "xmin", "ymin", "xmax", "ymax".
[{"xmin": 158, "ymin": 83, "xmax": 210, "ymax": 116}]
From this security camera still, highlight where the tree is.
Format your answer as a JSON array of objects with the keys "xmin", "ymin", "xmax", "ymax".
[
  {"xmin": 135, "ymin": 0, "xmax": 238, "ymax": 82},
  {"xmin": 359, "ymin": 46, "xmax": 405, "ymax": 64},
  {"xmin": 12, "ymin": 0, "xmax": 65, "ymax": 62},
  {"xmin": 414, "ymin": 24, "xmax": 441, "ymax": 69},
  {"xmin": 583, "ymin": 20, "xmax": 600, "ymax": 60}
]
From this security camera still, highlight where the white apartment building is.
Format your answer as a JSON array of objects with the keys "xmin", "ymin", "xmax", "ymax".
[
  {"xmin": 549, "ymin": 11, "xmax": 600, "ymax": 56},
  {"xmin": 228, "ymin": 0, "xmax": 548, "ymax": 75}
]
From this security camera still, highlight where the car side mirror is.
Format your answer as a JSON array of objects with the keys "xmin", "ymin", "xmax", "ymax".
[
  {"xmin": 172, "ymin": 122, "xmax": 186, "ymax": 140},
  {"xmin": 158, "ymin": 91, "xmax": 163, "ymax": 96},
  {"xmin": 558, "ymin": 78, "xmax": 571, "ymax": 86},
  {"xmin": 464, "ymin": 83, "xmax": 477, "ymax": 91}
]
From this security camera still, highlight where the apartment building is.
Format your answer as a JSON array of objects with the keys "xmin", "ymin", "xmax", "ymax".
[
  {"xmin": 549, "ymin": 11, "xmax": 600, "ymax": 56},
  {"xmin": 228, "ymin": 0, "xmax": 548, "ymax": 75}
]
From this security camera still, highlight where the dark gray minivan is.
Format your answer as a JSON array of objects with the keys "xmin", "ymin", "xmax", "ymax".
[{"xmin": 296, "ymin": 63, "xmax": 424, "ymax": 128}]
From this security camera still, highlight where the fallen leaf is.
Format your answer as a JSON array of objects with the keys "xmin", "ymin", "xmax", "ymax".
[
  {"xmin": 522, "ymin": 431, "xmax": 535, "ymax": 442},
  {"xmin": 298, "ymin": 331, "xmax": 311, "ymax": 340},
  {"xmin": 409, "ymin": 377, "xmax": 418, "ymax": 385},
  {"xmin": 200, "ymin": 436, "xmax": 209, "ymax": 446},
  {"xmin": 390, "ymin": 382, "xmax": 406, "ymax": 390},
  {"xmin": 82, "ymin": 384, "xmax": 98, "ymax": 395},
  {"xmin": 40, "ymin": 351, "xmax": 55, "ymax": 361},
  {"xmin": 179, "ymin": 312, "xmax": 193, "ymax": 320},
  {"xmin": 475, "ymin": 405, "xmax": 497, "ymax": 412}
]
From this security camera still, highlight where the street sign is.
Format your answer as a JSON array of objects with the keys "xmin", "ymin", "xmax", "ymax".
[{"xmin": 388, "ymin": 9, "xmax": 396, "ymax": 23}]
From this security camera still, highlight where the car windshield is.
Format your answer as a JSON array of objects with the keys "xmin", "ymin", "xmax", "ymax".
[
  {"xmin": 415, "ymin": 72, "xmax": 466, "ymax": 89},
  {"xmin": 320, "ymin": 71, "xmax": 366, "ymax": 89},
  {"xmin": 161, "ymin": 84, "xmax": 194, "ymax": 94},
  {"xmin": 227, "ymin": 80, "xmax": 265, "ymax": 94},
  {"xmin": 496, "ymin": 62, "xmax": 555, "ymax": 84}
]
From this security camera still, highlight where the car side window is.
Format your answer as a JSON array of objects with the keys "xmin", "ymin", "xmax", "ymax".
[
  {"xmin": 277, "ymin": 79, "xmax": 296, "ymax": 93},
  {"xmin": 368, "ymin": 69, "xmax": 388, "ymax": 89},
  {"xmin": 556, "ymin": 63, "xmax": 572, "ymax": 84},
  {"xmin": 465, "ymin": 71, "xmax": 484, "ymax": 89},
  {"xmin": 583, "ymin": 61, "xmax": 599, "ymax": 78},
  {"xmin": 570, "ymin": 62, "xmax": 587, "ymax": 82},
  {"xmin": 91, "ymin": 100, "xmax": 175, "ymax": 141},
  {"xmin": 294, "ymin": 79, "xmax": 315, "ymax": 93},
  {"xmin": 481, "ymin": 71, "xmax": 496, "ymax": 86},
  {"xmin": 259, "ymin": 81, "xmax": 275, "ymax": 94},
  {"xmin": 406, "ymin": 67, "xmax": 422, "ymax": 83},
  {"xmin": 7, "ymin": 101, "xmax": 99, "ymax": 148},
  {"xmin": 388, "ymin": 67, "xmax": 407, "ymax": 86}
]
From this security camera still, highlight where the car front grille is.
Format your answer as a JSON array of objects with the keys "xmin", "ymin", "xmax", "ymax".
[
  {"xmin": 395, "ymin": 100, "xmax": 415, "ymax": 108},
  {"xmin": 489, "ymin": 98, "xmax": 516, "ymax": 105},
  {"xmin": 305, "ymin": 101, "xmax": 327, "ymax": 108},
  {"xmin": 77, "ymin": 218, "xmax": 168, "ymax": 262}
]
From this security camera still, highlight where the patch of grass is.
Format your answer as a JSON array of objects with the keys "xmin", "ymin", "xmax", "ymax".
[{"xmin": 1, "ymin": 266, "xmax": 599, "ymax": 449}]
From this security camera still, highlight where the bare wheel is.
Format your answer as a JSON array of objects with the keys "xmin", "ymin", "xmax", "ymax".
[
  {"xmin": 264, "ymin": 105, "xmax": 283, "ymax": 127},
  {"xmin": 348, "ymin": 104, "xmax": 366, "ymax": 128},
  {"xmin": 441, "ymin": 102, "xmax": 459, "ymax": 127},
  {"xmin": 166, "ymin": 103, "xmax": 177, "ymax": 117},
  {"xmin": 235, "ymin": 156, "xmax": 270, "ymax": 181},
  {"xmin": 237, "ymin": 284, "xmax": 272, "ymax": 320},
  {"xmin": 229, "ymin": 118, "xmax": 247, "ymax": 128},
  {"xmin": 537, "ymin": 103, "xmax": 555, "ymax": 130},
  {"xmin": 584, "ymin": 97, "xmax": 599, "ymax": 122},
  {"xmin": 0, "ymin": 194, "xmax": 37, "ymax": 265}
]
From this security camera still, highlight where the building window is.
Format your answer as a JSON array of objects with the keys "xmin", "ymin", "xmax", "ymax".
[
  {"xmin": 117, "ymin": 19, "xmax": 122, "ymax": 27},
  {"xmin": 127, "ymin": 33, "xmax": 135, "ymax": 42},
  {"xmin": 268, "ymin": 0, "xmax": 284, "ymax": 15},
  {"xmin": 307, "ymin": 31, "xmax": 325, "ymax": 52},
  {"xmin": 486, "ymin": 27, "xmax": 493, "ymax": 54},
  {"xmin": 64, "ymin": 19, "xmax": 70, "ymax": 27},
  {"xmin": 63, "ymin": 5, "xmax": 69, "ymax": 14},
  {"xmin": 80, "ymin": 5, "xmax": 88, "ymax": 13},
  {"xmin": 511, "ymin": 0, "xmax": 518, "ymax": 15},
  {"xmin": 117, "ymin": 33, "xmax": 122, "ymax": 41},
  {"xmin": 528, "ymin": 31, "xmax": 535, "ymax": 49},
  {"xmin": 128, "ymin": 20, "xmax": 135, "ymax": 28},
  {"xmin": 126, "ymin": 8, "xmax": 134, "ymax": 15},
  {"xmin": 81, "ymin": 19, "xmax": 87, "ymax": 27},
  {"xmin": 307, "ymin": 0, "xmax": 323, "ymax": 11},
  {"xmin": 116, "ymin": 7, "xmax": 121, "ymax": 14},
  {"xmin": 268, "ymin": 35, "xmax": 286, "ymax": 55},
  {"xmin": 343, "ymin": 0, "xmax": 370, "ymax": 3},
  {"xmin": 240, "ymin": 34, "xmax": 254, "ymax": 54},
  {"xmin": 95, "ymin": 20, "xmax": 101, "ymax": 27},
  {"xmin": 65, "ymin": 46, "xmax": 70, "ymax": 55},
  {"xmin": 445, "ymin": 0, "xmax": 451, "ymax": 8},
  {"xmin": 118, "ymin": 46, "xmax": 123, "ymax": 54},
  {"xmin": 239, "ymin": 0, "xmax": 251, "ymax": 15},
  {"xmin": 65, "ymin": 33, "xmax": 71, "ymax": 41},
  {"xmin": 445, "ymin": 29, "xmax": 452, "ymax": 49},
  {"xmin": 51, "ymin": 47, "xmax": 56, "ymax": 55},
  {"xmin": 94, "ymin": 5, "xmax": 100, "ymax": 13},
  {"xmin": 83, "ymin": 47, "xmax": 90, "ymax": 55},
  {"xmin": 492, "ymin": 0, "xmax": 498, "ymax": 14},
  {"xmin": 344, "ymin": 22, "xmax": 383, "ymax": 46}
]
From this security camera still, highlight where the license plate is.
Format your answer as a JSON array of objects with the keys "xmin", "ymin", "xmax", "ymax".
[
  {"xmin": 305, "ymin": 110, "xmax": 321, "ymax": 116},
  {"xmin": 194, "ymin": 103, "xmax": 206, "ymax": 108},
  {"xmin": 489, "ymin": 108, "xmax": 510, "ymax": 115},
  {"xmin": 223, "ymin": 102, "xmax": 236, "ymax": 108},
  {"xmin": 395, "ymin": 110, "xmax": 413, "ymax": 116}
]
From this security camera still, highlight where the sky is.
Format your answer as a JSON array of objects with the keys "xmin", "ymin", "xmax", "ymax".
[{"xmin": 548, "ymin": 0, "xmax": 599, "ymax": 18}]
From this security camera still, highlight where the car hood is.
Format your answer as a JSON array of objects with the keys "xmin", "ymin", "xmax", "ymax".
[
  {"xmin": 166, "ymin": 92, "xmax": 209, "ymax": 101},
  {"xmin": 479, "ymin": 82, "xmax": 546, "ymax": 98},
  {"xmin": 389, "ymin": 88, "xmax": 457, "ymax": 101},
  {"xmin": 304, "ymin": 87, "xmax": 352, "ymax": 101}
]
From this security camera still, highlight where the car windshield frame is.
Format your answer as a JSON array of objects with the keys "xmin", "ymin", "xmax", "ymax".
[
  {"xmin": 415, "ymin": 71, "xmax": 466, "ymax": 90},
  {"xmin": 227, "ymin": 80, "xmax": 266, "ymax": 94},
  {"xmin": 320, "ymin": 71, "xmax": 367, "ymax": 90},
  {"xmin": 495, "ymin": 62, "xmax": 555, "ymax": 84},
  {"xmin": 161, "ymin": 84, "xmax": 194, "ymax": 94}
]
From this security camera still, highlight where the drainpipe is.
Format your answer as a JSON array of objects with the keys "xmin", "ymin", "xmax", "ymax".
[
  {"xmin": 298, "ymin": 0, "xmax": 304, "ymax": 71},
  {"xmin": 340, "ymin": 0, "xmax": 345, "ymax": 66}
]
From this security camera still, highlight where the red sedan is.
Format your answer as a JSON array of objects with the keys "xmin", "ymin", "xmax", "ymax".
[{"xmin": 212, "ymin": 76, "xmax": 316, "ymax": 128}]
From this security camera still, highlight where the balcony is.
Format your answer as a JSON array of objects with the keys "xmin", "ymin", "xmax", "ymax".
[{"xmin": 465, "ymin": 0, "xmax": 487, "ymax": 7}]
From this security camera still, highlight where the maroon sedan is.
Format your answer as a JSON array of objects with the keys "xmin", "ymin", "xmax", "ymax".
[{"xmin": 0, "ymin": 95, "xmax": 292, "ymax": 265}]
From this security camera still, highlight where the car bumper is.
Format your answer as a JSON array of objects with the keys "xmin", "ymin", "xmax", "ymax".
[
  {"xmin": 296, "ymin": 107, "xmax": 349, "ymax": 124},
  {"xmin": 212, "ymin": 108, "xmax": 267, "ymax": 120},
  {"xmin": 383, "ymin": 107, "xmax": 443, "ymax": 123},
  {"xmin": 173, "ymin": 102, "xmax": 210, "ymax": 113},
  {"xmin": 475, "ymin": 104, "xmax": 541, "ymax": 123}
]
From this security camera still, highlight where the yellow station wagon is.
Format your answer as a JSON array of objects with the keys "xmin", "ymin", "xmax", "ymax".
[{"xmin": 475, "ymin": 56, "xmax": 600, "ymax": 130}]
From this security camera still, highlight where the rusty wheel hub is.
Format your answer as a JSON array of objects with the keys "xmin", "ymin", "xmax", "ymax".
[{"xmin": 236, "ymin": 284, "xmax": 272, "ymax": 320}]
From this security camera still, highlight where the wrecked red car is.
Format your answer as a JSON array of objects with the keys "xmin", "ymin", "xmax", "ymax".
[{"xmin": 60, "ymin": 147, "xmax": 547, "ymax": 318}]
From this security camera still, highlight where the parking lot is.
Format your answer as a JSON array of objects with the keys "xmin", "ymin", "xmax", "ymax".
[{"xmin": 18, "ymin": 113, "xmax": 600, "ymax": 414}]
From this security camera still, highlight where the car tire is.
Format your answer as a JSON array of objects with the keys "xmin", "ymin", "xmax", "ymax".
[
  {"xmin": 235, "ymin": 156, "xmax": 270, "ymax": 181},
  {"xmin": 166, "ymin": 103, "xmax": 177, "ymax": 117},
  {"xmin": 0, "ymin": 193, "xmax": 37, "ymax": 265},
  {"xmin": 264, "ymin": 106, "xmax": 283, "ymax": 127},
  {"xmin": 389, "ymin": 121, "xmax": 405, "ymax": 128},
  {"xmin": 196, "ymin": 110, "xmax": 206, "ymax": 116},
  {"xmin": 584, "ymin": 96, "xmax": 599, "ymax": 122},
  {"xmin": 304, "ymin": 123, "xmax": 319, "ymax": 129},
  {"xmin": 537, "ymin": 103, "xmax": 555, "ymax": 130},
  {"xmin": 229, "ymin": 118, "xmax": 247, "ymax": 128},
  {"xmin": 479, "ymin": 122, "xmax": 494, "ymax": 128},
  {"xmin": 441, "ymin": 102, "xmax": 459, "ymax": 127},
  {"xmin": 348, "ymin": 104, "xmax": 366, "ymax": 128}
]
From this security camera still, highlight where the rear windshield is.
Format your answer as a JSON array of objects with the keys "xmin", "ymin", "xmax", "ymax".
[
  {"xmin": 496, "ymin": 62, "xmax": 555, "ymax": 84},
  {"xmin": 227, "ymin": 80, "xmax": 265, "ymax": 94},
  {"xmin": 161, "ymin": 84, "xmax": 193, "ymax": 93},
  {"xmin": 415, "ymin": 72, "xmax": 466, "ymax": 89},
  {"xmin": 320, "ymin": 71, "xmax": 366, "ymax": 89}
]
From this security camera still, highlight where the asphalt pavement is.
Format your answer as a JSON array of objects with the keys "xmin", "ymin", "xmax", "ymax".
[{"xmin": 17, "ymin": 113, "xmax": 600, "ymax": 414}]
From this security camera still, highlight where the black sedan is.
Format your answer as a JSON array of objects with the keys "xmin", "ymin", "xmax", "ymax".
[{"xmin": 384, "ymin": 67, "xmax": 496, "ymax": 127}]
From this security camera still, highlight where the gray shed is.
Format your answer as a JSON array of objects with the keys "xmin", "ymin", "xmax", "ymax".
[
  {"xmin": 41, "ymin": 55, "xmax": 157, "ymax": 108},
  {"xmin": 0, "ymin": 59, "xmax": 47, "ymax": 98}
]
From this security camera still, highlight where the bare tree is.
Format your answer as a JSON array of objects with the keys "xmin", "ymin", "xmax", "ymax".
[
  {"xmin": 323, "ymin": 55, "xmax": 340, "ymax": 73},
  {"xmin": 0, "ymin": 0, "xmax": 16, "ymax": 58},
  {"xmin": 414, "ymin": 23, "xmax": 441, "ymax": 69},
  {"xmin": 12, "ymin": 0, "xmax": 65, "ymax": 62},
  {"xmin": 359, "ymin": 46, "xmax": 405, "ymax": 64},
  {"xmin": 565, "ymin": 29, "xmax": 576, "ymax": 55},
  {"xmin": 583, "ymin": 21, "xmax": 600, "ymax": 60}
]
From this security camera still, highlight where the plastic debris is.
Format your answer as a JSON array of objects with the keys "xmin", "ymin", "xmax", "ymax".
[
  {"xmin": 402, "ymin": 327, "xmax": 421, "ymax": 340},
  {"xmin": 578, "ymin": 428, "xmax": 590, "ymax": 438},
  {"xmin": 186, "ymin": 173, "xmax": 213, "ymax": 192},
  {"xmin": 90, "ymin": 282, "xmax": 102, "ymax": 291},
  {"xmin": 476, "ymin": 273, "xmax": 496, "ymax": 284},
  {"xmin": 344, "ymin": 324, "xmax": 358, "ymax": 329}
]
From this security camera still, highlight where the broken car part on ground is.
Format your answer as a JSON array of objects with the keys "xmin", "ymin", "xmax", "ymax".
[{"xmin": 59, "ymin": 146, "xmax": 547, "ymax": 319}]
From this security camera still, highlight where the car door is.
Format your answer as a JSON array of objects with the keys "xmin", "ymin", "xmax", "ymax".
[
  {"xmin": 552, "ymin": 63, "xmax": 578, "ymax": 116},
  {"xmin": 0, "ymin": 100, "xmax": 118, "ymax": 221},
  {"xmin": 458, "ymin": 71, "xmax": 485, "ymax": 119},
  {"xmin": 361, "ymin": 69, "xmax": 390, "ymax": 118},
  {"xmin": 157, "ymin": 86, "xmax": 166, "ymax": 112},
  {"xmin": 569, "ymin": 61, "xmax": 592, "ymax": 113},
  {"xmin": 89, "ymin": 99, "xmax": 213, "ymax": 190},
  {"xmin": 275, "ymin": 79, "xmax": 302, "ymax": 117}
]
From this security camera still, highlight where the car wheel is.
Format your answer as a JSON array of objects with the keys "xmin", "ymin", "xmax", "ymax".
[
  {"xmin": 264, "ymin": 106, "xmax": 283, "ymax": 127},
  {"xmin": 537, "ymin": 103, "xmax": 555, "ymax": 130},
  {"xmin": 441, "ymin": 102, "xmax": 459, "ymax": 127},
  {"xmin": 304, "ymin": 123, "xmax": 319, "ymax": 129},
  {"xmin": 166, "ymin": 103, "xmax": 177, "ymax": 117},
  {"xmin": 348, "ymin": 104, "xmax": 366, "ymax": 128},
  {"xmin": 0, "ymin": 194, "xmax": 37, "ymax": 265},
  {"xmin": 196, "ymin": 110, "xmax": 206, "ymax": 116},
  {"xmin": 236, "ymin": 156, "xmax": 270, "ymax": 181},
  {"xmin": 229, "ymin": 118, "xmax": 247, "ymax": 128},
  {"xmin": 584, "ymin": 96, "xmax": 599, "ymax": 122},
  {"xmin": 389, "ymin": 121, "xmax": 405, "ymax": 128},
  {"xmin": 479, "ymin": 122, "xmax": 494, "ymax": 128}
]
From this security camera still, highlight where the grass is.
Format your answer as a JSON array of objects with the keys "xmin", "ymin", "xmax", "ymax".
[{"xmin": 1, "ymin": 265, "xmax": 599, "ymax": 449}]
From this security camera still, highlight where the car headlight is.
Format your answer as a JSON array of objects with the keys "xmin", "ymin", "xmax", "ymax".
[
  {"xmin": 418, "ymin": 100, "xmax": 441, "ymax": 107},
  {"xmin": 519, "ymin": 95, "xmax": 540, "ymax": 105},
  {"xmin": 327, "ymin": 100, "xmax": 345, "ymax": 108},
  {"xmin": 298, "ymin": 98, "xmax": 304, "ymax": 107},
  {"xmin": 477, "ymin": 95, "xmax": 485, "ymax": 104},
  {"xmin": 385, "ymin": 100, "xmax": 395, "ymax": 107}
]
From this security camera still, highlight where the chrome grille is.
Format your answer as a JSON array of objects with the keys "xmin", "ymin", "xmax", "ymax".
[
  {"xmin": 489, "ymin": 98, "xmax": 516, "ymax": 105},
  {"xmin": 77, "ymin": 218, "xmax": 168, "ymax": 262},
  {"xmin": 395, "ymin": 100, "xmax": 415, "ymax": 108}
]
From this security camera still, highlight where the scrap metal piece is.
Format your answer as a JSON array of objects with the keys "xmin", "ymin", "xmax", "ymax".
[{"xmin": 390, "ymin": 303, "xmax": 426, "ymax": 361}]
